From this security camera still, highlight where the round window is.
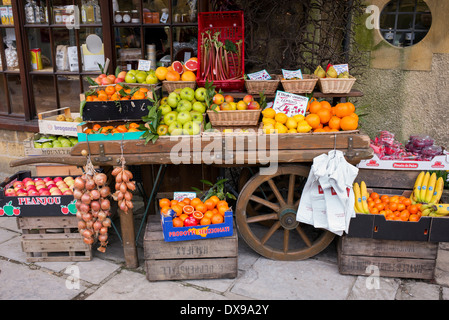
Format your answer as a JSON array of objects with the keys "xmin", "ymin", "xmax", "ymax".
[{"xmin": 379, "ymin": 0, "xmax": 432, "ymax": 47}]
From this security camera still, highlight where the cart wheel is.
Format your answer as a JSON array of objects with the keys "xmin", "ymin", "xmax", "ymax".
[{"xmin": 236, "ymin": 165, "xmax": 335, "ymax": 261}]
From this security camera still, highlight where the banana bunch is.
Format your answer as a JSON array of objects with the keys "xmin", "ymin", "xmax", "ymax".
[
  {"xmin": 410, "ymin": 171, "xmax": 444, "ymax": 204},
  {"xmin": 353, "ymin": 181, "xmax": 370, "ymax": 214},
  {"xmin": 421, "ymin": 203, "xmax": 449, "ymax": 217}
]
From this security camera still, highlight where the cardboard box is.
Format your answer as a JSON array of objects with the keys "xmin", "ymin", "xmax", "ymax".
[
  {"xmin": 38, "ymin": 108, "xmax": 81, "ymax": 137},
  {"xmin": 0, "ymin": 170, "xmax": 77, "ymax": 218},
  {"xmin": 357, "ymin": 151, "xmax": 449, "ymax": 170}
]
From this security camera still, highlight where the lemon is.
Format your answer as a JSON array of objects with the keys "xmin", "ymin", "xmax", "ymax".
[
  {"xmin": 262, "ymin": 117, "xmax": 276, "ymax": 126},
  {"xmin": 297, "ymin": 120, "xmax": 312, "ymax": 133},
  {"xmin": 293, "ymin": 114, "xmax": 305, "ymax": 123},
  {"xmin": 261, "ymin": 108, "xmax": 276, "ymax": 119},
  {"xmin": 288, "ymin": 128, "xmax": 297, "ymax": 134},
  {"xmin": 263, "ymin": 123, "xmax": 276, "ymax": 134},
  {"xmin": 274, "ymin": 122, "xmax": 288, "ymax": 134},
  {"xmin": 274, "ymin": 112, "xmax": 288, "ymax": 124},
  {"xmin": 285, "ymin": 117, "xmax": 298, "ymax": 129}
]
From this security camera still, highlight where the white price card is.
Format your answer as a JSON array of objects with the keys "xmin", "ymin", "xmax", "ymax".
[
  {"xmin": 138, "ymin": 59, "xmax": 152, "ymax": 71},
  {"xmin": 333, "ymin": 64, "xmax": 349, "ymax": 75},
  {"xmin": 281, "ymin": 68, "xmax": 303, "ymax": 79},
  {"xmin": 173, "ymin": 192, "xmax": 197, "ymax": 201},
  {"xmin": 272, "ymin": 91, "xmax": 309, "ymax": 116},
  {"xmin": 247, "ymin": 69, "xmax": 271, "ymax": 80}
]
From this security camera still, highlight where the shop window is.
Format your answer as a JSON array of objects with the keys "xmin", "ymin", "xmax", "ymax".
[{"xmin": 379, "ymin": 0, "xmax": 432, "ymax": 47}]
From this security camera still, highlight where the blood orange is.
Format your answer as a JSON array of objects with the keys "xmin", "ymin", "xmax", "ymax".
[
  {"xmin": 171, "ymin": 61, "xmax": 184, "ymax": 75},
  {"xmin": 192, "ymin": 211, "xmax": 204, "ymax": 220},
  {"xmin": 185, "ymin": 59, "xmax": 198, "ymax": 72},
  {"xmin": 182, "ymin": 205, "xmax": 195, "ymax": 214}
]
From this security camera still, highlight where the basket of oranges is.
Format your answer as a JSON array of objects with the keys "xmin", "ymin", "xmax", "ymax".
[{"xmin": 158, "ymin": 60, "xmax": 198, "ymax": 93}]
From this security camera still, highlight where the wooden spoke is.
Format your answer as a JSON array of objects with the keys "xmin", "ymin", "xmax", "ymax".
[
  {"xmin": 296, "ymin": 225, "xmax": 313, "ymax": 248},
  {"xmin": 267, "ymin": 179, "xmax": 286, "ymax": 207},
  {"xmin": 287, "ymin": 174, "xmax": 296, "ymax": 205},
  {"xmin": 246, "ymin": 213, "xmax": 278, "ymax": 224},
  {"xmin": 254, "ymin": 193, "xmax": 276, "ymax": 211},
  {"xmin": 283, "ymin": 229, "xmax": 289, "ymax": 253},
  {"xmin": 260, "ymin": 221, "xmax": 281, "ymax": 245},
  {"xmin": 249, "ymin": 195, "xmax": 280, "ymax": 212}
]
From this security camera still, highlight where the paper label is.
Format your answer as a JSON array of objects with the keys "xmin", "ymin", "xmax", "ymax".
[
  {"xmin": 281, "ymin": 68, "xmax": 303, "ymax": 80},
  {"xmin": 173, "ymin": 192, "xmax": 197, "ymax": 202},
  {"xmin": 247, "ymin": 69, "xmax": 271, "ymax": 80},
  {"xmin": 333, "ymin": 64, "xmax": 349, "ymax": 75},
  {"xmin": 138, "ymin": 59, "xmax": 152, "ymax": 71},
  {"xmin": 272, "ymin": 91, "xmax": 309, "ymax": 116}
]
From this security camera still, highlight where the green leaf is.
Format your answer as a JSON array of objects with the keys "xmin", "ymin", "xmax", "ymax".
[
  {"xmin": 224, "ymin": 39, "xmax": 237, "ymax": 53},
  {"xmin": 97, "ymin": 62, "xmax": 104, "ymax": 74},
  {"xmin": 115, "ymin": 66, "xmax": 121, "ymax": 78},
  {"xmin": 79, "ymin": 100, "xmax": 86, "ymax": 118},
  {"xmin": 200, "ymin": 179, "xmax": 214, "ymax": 186},
  {"xmin": 86, "ymin": 76, "xmax": 97, "ymax": 86}
]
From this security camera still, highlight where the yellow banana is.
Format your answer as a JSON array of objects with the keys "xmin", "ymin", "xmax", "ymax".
[
  {"xmin": 360, "ymin": 181, "xmax": 370, "ymax": 214},
  {"xmin": 430, "ymin": 177, "xmax": 444, "ymax": 204},
  {"xmin": 421, "ymin": 207, "xmax": 432, "ymax": 216},
  {"xmin": 413, "ymin": 171, "xmax": 425, "ymax": 202},
  {"xmin": 424, "ymin": 172, "xmax": 437, "ymax": 203},
  {"xmin": 419, "ymin": 172, "xmax": 430, "ymax": 202},
  {"xmin": 353, "ymin": 183, "xmax": 364, "ymax": 213},
  {"xmin": 435, "ymin": 203, "xmax": 449, "ymax": 216}
]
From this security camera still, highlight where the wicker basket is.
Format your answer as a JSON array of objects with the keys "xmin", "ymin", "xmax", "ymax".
[
  {"xmin": 245, "ymin": 74, "xmax": 281, "ymax": 95},
  {"xmin": 162, "ymin": 81, "xmax": 196, "ymax": 92},
  {"xmin": 280, "ymin": 74, "xmax": 318, "ymax": 94},
  {"xmin": 317, "ymin": 76, "xmax": 356, "ymax": 94},
  {"xmin": 206, "ymin": 109, "xmax": 261, "ymax": 126}
]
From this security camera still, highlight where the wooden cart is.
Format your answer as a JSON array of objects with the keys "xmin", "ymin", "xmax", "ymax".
[{"xmin": 10, "ymin": 131, "xmax": 373, "ymax": 267}]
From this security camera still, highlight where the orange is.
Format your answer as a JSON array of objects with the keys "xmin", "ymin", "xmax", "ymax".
[
  {"xmin": 380, "ymin": 195, "xmax": 390, "ymax": 203},
  {"xmin": 376, "ymin": 203, "xmax": 385, "ymax": 211},
  {"xmin": 127, "ymin": 128, "xmax": 140, "ymax": 132},
  {"xmin": 192, "ymin": 211, "xmax": 204, "ymax": 220},
  {"xmin": 181, "ymin": 70, "xmax": 196, "ymax": 81},
  {"xmin": 177, "ymin": 201, "xmax": 185, "ymax": 209},
  {"xmin": 160, "ymin": 206, "xmax": 171, "ymax": 215},
  {"xmin": 409, "ymin": 214, "xmax": 420, "ymax": 222},
  {"xmin": 179, "ymin": 213, "xmax": 189, "ymax": 222},
  {"xmin": 211, "ymin": 214, "xmax": 224, "ymax": 224},
  {"xmin": 349, "ymin": 113, "xmax": 359, "ymax": 121},
  {"xmin": 389, "ymin": 202, "xmax": 398, "ymax": 212},
  {"xmin": 190, "ymin": 198, "xmax": 202, "ymax": 208},
  {"xmin": 212, "ymin": 208, "xmax": 219, "ymax": 216},
  {"xmin": 370, "ymin": 192, "xmax": 379, "ymax": 200},
  {"xmin": 183, "ymin": 205, "xmax": 194, "ymax": 214},
  {"xmin": 171, "ymin": 204, "xmax": 183, "ymax": 216},
  {"xmin": 110, "ymin": 92, "xmax": 121, "ymax": 101},
  {"xmin": 204, "ymin": 211, "xmax": 214, "ymax": 219},
  {"xmin": 314, "ymin": 128, "xmax": 326, "ymax": 133},
  {"xmin": 204, "ymin": 199, "xmax": 215, "ymax": 211},
  {"xmin": 402, "ymin": 198, "xmax": 412, "ymax": 207},
  {"xmin": 172, "ymin": 217, "xmax": 184, "ymax": 227},
  {"xmin": 139, "ymin": 87, "xmax": 149, "ymax": 94},
  {"xmin": 408, "ymin": 204, "xmax": 419, "ymax": 215},
  {"xmin": 115, "ymin": 84, "xmax": 123, "ymax": 92},
  {"xmin": 218, "ymin": 205, "xmax": 229, "ymax": 216},
  {"xmin": 369, "ymin": 207, "xmax": 379, "ymax": 214},
  {"xmin": 305, "ymin": 114, "xmax": 321, "ymax": 129},
  {"xmin": 166, "ymin": 70, "xmax": 180, "ymax": 81},
  {"xmin": 105, "ymin": 85, "xmax": 115, "ymax": 96},
  {"xmin": 86, "ymin": 95, "xmax": 94, "ymax": 101},
  {"xmin": 159, "ymin": 198, "xmax": 171, "ymax": 208},
  {"xmin": 217, "ymin": 200, "xmax": 228, "ymax": 208},
  {"xmin": 316, "ymin": 108, "xmax": 332, "ymax": 124},
  {"xmin": 195, "ymin": 203, "xmax": 207, "ymax": 214},
  {"xmin": 129, "ymin": 122, "xmax": 140, "ymax": 129},
  {"xmin": 200, "ymin": 217, "xmax": 211, "ymax": 225},
  {"xmin": 93, "ymin": 124, "xmax": 102, "ymax": 131},
  {"xmin": 209, "ymin": 195, "xmax": 220, "ymax": 206},
  {"xmin": 397, "ymin": 203, "xmax": 406, "ymax": 212},
  {"xmin": 307, "ymin": 97, "xmax": 317, "ymax": 111},
  {"xmin": 390, "ymin": 195, "xmax": 399, "ymax": 203},
  {"xmin": 170, "ymin": 199, "xmax": 179, "ymax": 207},
  {"xmin": 155, "ymin": 66, "xmax": 168, "ymax": 81},
  {"xmin": 98, "ymin": 93, "xmax": 108, "ymax": 101},
  {"xmin": 345, "ymin": 102, "xmax": 356, "ymax": 114},
  {"xmin": 182, "ymin": 198, "xmax": 191, "ymax": 205},
  {"xmin": 319, "ymin": 100, "xmax": 332, "ymax": 111},
  {"xmin": 334, "ymin": 103, "xmax": 352, "ymax": 118},
  {"xmin": 328, "ymin": 116, "xmax": 341, "ymax": 130},
  {"xmin": 340, "ymin": 116, "xmax": 358, "ymax": 131},
  {"xmin": 132, "ymin": 91, "xmax": 146, "ymax": 100},
  {"xmin": 308, "ymin": 100, "xmax": 322, "ymax": 114},
  {"xmin": 116, "ymin": 125, "xmax": 128, "ymax": 133},
  {"xmin": 400, "ymin": 210, "xmax": 410, "ymax": 221}
]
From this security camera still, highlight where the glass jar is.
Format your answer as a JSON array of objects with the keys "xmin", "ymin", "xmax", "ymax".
[
  {"xmin": 143, "ymin": 11, "xmax": 152, "ymax": 24},
  {"xmin": 131, "ymin": 10, "xmax": 139, "ymax": 23},
  {"xmin": 122, "ymin": 11, "xmax": 131, "ymax": 23},
  {"xmin": 114, "ymin": 11, "xmax": 122, "ymax": 23}
]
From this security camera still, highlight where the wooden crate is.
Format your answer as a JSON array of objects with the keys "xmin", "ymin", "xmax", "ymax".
[
  {"xmin": 143, "ymin": 215, "xmax": 238, "ymax": 281},
  {"xmin": 337, "ymin": 236, "xmax": 438, "ymax": 280},
  {"xmin": 18, "ymin": 216, "xmax": 92, "ymax": 262}
]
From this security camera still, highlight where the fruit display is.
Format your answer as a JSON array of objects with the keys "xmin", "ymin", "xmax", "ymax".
[
  {"xmin": 409, "ymin": 171, "xmax": 447, "ymax": 216},
  {"xmin": 261, "ymin": 100, "xmax": 359, "ymax": 134},
  {"xmin": 33, "ymin": 134, "xmax": 78, "ymax": 148},
  {"xmin": 91, "ymin": 68, "xmax": 159, "ymax": 86},
  {"xmin": 159, "ymin": 196, "xmax": 230, "ymax": 227},
  {"xmin": 73, "ymin": 171, "xmax": 112, "ymax": 252},
  {"xmin": 157, "ymin": 87, "xmax": 206, "ymax": 136},
  {"xmin": 84, "ymin": 85, "xmax": 151, "ymax": 102},
  {"xmin": 370, "ymin": 131, "xmax": 444, "ymax": 161},
  {"xmin": 4, "ymin": 176, "xmax": 75, "ymax": 197},
  {"xmin": 155, "ymin": 58, "xmax": 198, "ymax": 82},
  {"xmin": 83, "ymin": 122, "xmax": 142, "ymax": 134},
  {"xmin": 314, "ymin": 64, "xmax": 350, "ymax": 79}
]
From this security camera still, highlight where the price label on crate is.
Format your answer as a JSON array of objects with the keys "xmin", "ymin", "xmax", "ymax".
[
  {"xmin": 138, "ymin": 59, "xmax": 152, "ymax": 71},
  {"xmin": 173, "ymin": 192, "xmax": 197, "ymax": 202},
  {"xmin": 333, "ymin": 64, "xmax": 349, "ymax": 75},
  {"xmin": 281, "ymin": 68, "xmax": 303, "ymax": 80},
  {"xmin": 272, "ymin": 91, "xmax": 309, "ymax": 116},
  {"xmin": 247, "ymin": 69, "xmax": 271, "ymax": 80}
]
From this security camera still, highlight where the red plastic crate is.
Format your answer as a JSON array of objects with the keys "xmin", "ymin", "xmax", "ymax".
[{"xmin": 197, "ymin": 11, "xmax": 245, "ymax": 92}]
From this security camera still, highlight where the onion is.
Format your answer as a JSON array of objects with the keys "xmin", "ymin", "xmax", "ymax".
[
  {"xmin": 117, "ymin": 191, "xmax": 124, "ymax": 201},
  {"xmin": 100, "ymin": 199, "xmax": 110, "ymax": 210},
  {"xmin": 94, "ymin": 173, "xmax": 108, "ymax": 186},
  {"xmin": 82, "ymin": 229, "xmax": 93, "ymax": 238},
  {"xmin": 73, "ymin": 189, "xmax": 83, "ymax": 200},
  {"xmin": 90, "ymin": 200, "xmax": 101, "ymax": 212},
  {"xmin": 119, "ymin": 200, "xmax": 127, "ymax": 211},
  {"xmin": 98, "ymin": 234, "xmax": 108, "ymax": 242},
  {"xmin": 90, "ymin": 189, "xmax": 100, "ymax": 200},
  {"xmin": 81, "ymin": 192, "xmax": 91, "ymax": 204},
  {"xmin": 93, "ymin": 220, "xmax": 102, "ymax": 231},
  {"xmin": 116, "ymin": 171, "xmax": 123, "ymax": 184},
  {"xmin": 102, "ymin": 218, "xmax": 112, "ymax": 228},
  {"xmin": 126, "ymin": 200, "xmax": 134, "ymax": 209},
  {"xmin": 123, "ymin": 170, "xmax": 133, "ymax": 180},
  {"xmin": 79, "ymin": 203, "xmax": 90, "ymax": 213},
  {"xmin": 85, "ymin": 179, "xmax": 96, "ymax": 191},
  {"xmin": 78, "ymin": 220, "xmax": 87, "ymax": 230},
  {"xmin": 74, "ymin": 177, "xmax": 85, "ymax": 190},
  {"xmin": 99, "ymin": 226, "xmax": 108, "ymax": 235},
  {"xmin": 83, "ymin": 237, "xmax": 94, "ymax": 245},
  {"xmin": 100, "ymin": 186, "xmax": 111, "ymax": 198},
  {"xmin": 119, "ymin": 182, "xmax": 128, "ymax": 194},
  {"xmin": 126, "ymin": 181, "xmax": 136, "ymax": 191},
  {"xmin": 111, "ymin": 166, "xmax": 122, "ymax": 176},
  {"xmin": 76, "ymin": 211, "xmax": 83, "ymax": 220},
  {"xmin": 82, "ymin": 213, "xmax": 92, "ymax": 222},
  {"xmin": 97, "ymin": 211, "xmax": 107, "ymax": 221},
  {"xmin": 86, "ymin": 220, "xmax": 94, "ymax": 230},
  {"xmin": 124, "ymin": 191, "xmax": 133, "ymax": 201}
]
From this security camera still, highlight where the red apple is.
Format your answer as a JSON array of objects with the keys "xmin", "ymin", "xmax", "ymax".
[
  {"xmin": 247, "ymin": 101, "xmax": 260, "ymax": 110},
  {"xmin": 243, "ymin": 95, "xmax": 254, "ymax": 104},
  {"xmin": 40, "ymin": 191, "xmax": 51, "ymax": 196},
  {"xmin": 49, "ymin": 186, "xmax": 60, "ymax": 193},
  {"xmin": 101, "ymin": 77, "xmax": 113, "ymax": 85},
  {"xmin": 38, "ymin": 188, "xmax": 49, "ymax": 194},
  {"xmin": 94, "ymin": 76, "xmax": 102, "ymax": 85},
  {"xmin": 51, "ymin": 190, "xmax": 63, "ymax": 195},
  {"xmin": 16, "ymin": 189, "xmax": 27, "ymax": 196},
  {"xmin": 27, "ymin": 189, "xmax": 39, "ymax": 196},
  {"xmin": 4, "ymin": 188, "xmax": 16, "ymax": 196},
  {"xmin": 43, "ymin": 177, "xmax": 53, "ymax": 183},
  {"xmin": 13, "ymin": 181, "xmax": 24, "ymax": 189},
  {"xmin": 26, "ymin": 185, "xmax": 37, "ymax": 191},
  {"xmin": 63, "ymin": 190, "xmax": 73, "ymax": 195},
  {"xmin": 115, "ymin": 77, "xmax": 125, "ymax": 84},
  {"xmin": 224, "ymin": 95, "xmax": 234, "ymax": 103},
  {"xmin": 117, "ymin": 71, "xmax": 127, "ymax": 79},
  {"xmin": 107, "ymin": 74, "xmax": 116, "ymax": 83},
  {"xmin": 22, "ymin": 177, "xmax": 33, "ymax": 183},
  {"xmin": 35, "ymin": 180, "xmax": 45, "ymax": 186},
  {"xmin": 98, "ymin": 74, "xmax": 107, "ymax": 79},
  {"xmin": 53, "ymin": 177, "xmax": 63, "ymax": 183}
]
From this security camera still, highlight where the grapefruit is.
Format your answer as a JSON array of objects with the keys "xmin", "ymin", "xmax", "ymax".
[
  {"xmin": 171, "ymin": 61, "xmax": 184, "ymax": 75},
  {"xmin": 185, "ymin": 59, "xmax": 198, "ymax": 72}
]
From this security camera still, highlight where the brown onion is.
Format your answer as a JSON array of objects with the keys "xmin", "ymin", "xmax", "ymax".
[
  {"xmin": 86, "ymin": 220, "xmax": 94, "ymax": 230},
  {"xmin": 90, "ymin": 200, "xmax": 101, "ymax": 212},
  {"xmin": 82, "ymin": 213, "xmax": 92, "ymax": 222},
  {"xmin": 83, "ymin": 237, "xmax": 94, "ymax": 245},
  {"xmin": 94, "ymin": 173, "xmax": 108, "ymax": 187},
  {"xmin": 111, "ymin": 166, "xmax": 122, "ymax": 176},
  {"xmin": 123, "ymin": 170, "xmax": 133, "ymax": 180},
  {"xmin": 81, "ymin": 192, "xmax": 91, "ymax": 204},
  {"xmin": 78, "ymin": 220, "xmax": 86, "ymax": 230},
  {"xmin": 116, "ymin": 171, "xmax": 123, "ymax": 184},
  {"xmin": 124, "ymin": 191, "xmax": 133, "ymax": 201},
  {"xmin": 93, "ymin": 220, "xmax": 102, "ymax": 231},
  {"xmin": 76, "ymin": 211, "xmax": 83, "ymax": 220},
  {"xmin": 119, "ymin": 200, "xmax": 127, "ymax": 212},
  {"xmin": 102, "ymin": 218, "xmax": 112, "ymax": 228},
  {"xmin": 100, "ymin": 199, "xmax": 110, "ymax": 210},
  {"xmin": 126, "ymin": 181, "xmax": 136, "ymax": 191},
  {"xmin": 97, "ymin": 210, "xmax": 107, "ymax": 221},
  {"xmin": 73, "ymin": 189, "xmax": 83, "ymax": 200},
  {"xmin": 82, "ymin": 229, "xmax": 93, "ymax": 238},
  {"xmin": 90, "ymin": 189, "xmax": 100, "ymax": 200},
  {"xmin": 99, "ymin": 186, "xmax": 111, "ymax": 198},
  {"xmin": 117, "ymin": 191, "xmax": 124, "ymax": 201},
  {"xmin": 74, "ymin": 177, "xmax": 85, "ymax": 190},
  {"xmin": 119, "ymin": 182, "xmax": 128, "ymax": 194},
  {"xmin": 99, "ymin": 226, "xmax": 108, "ymax": 235},
  {"xmin": 79, "ymin": 203, "xmax": 90, "ymax": 213},
  {"xmin": 126, "ymin": 200, "xmax": 133, "ymax": 209},
  {"xmin": 98, "ymin": 234, "xmax": 108, "ymax": 242},
  {"xmin": 85, "ymin": 179, "xmax": 96, "ymax": 191}
]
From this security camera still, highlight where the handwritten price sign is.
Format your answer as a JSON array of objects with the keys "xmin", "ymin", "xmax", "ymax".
[{"xmin": 272, "ymin": 91, "xmax": 309, "ymax": 116}]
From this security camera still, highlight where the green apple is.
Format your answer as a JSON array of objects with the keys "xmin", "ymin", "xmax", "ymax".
[
  {"xmin": 167, "ymin": 92, "xmax": 180, "ymax": 108},
  {"xmin": 146, "ymin": 73, "xmax": 158, "ymax": 84},
  {"xmin": 159, "ymin": 104, "xmax": 172, "ymax": 115},
  {"xmin": 136, "ymin": 71, "xmax": 148, "ymax": 83},
  {"xmin": 125, "ymin": 73, "xmax": 137, "ymax": 83},
  {"xmin": 69, "ymin": 137, "xmax": 78, "ymax": 145},
  {"xmin": 33, "ymin": 142, "xmax": 43, "ymax": 148},
  {"xmin": 180, "ymin": 87, "xmax": 195, "ymax": 101},
  {"xmin": 42, "ymin": 142, "xmax": 53, "ymax": 148},
  {"xmin": 190, "ymin": 111, "xmax": 203, "ymax": 124},
  {"xmin": 52, "ymin": 140, "xmax": 63, "ymax": 148},
  {"xmin": 182, "ymin": 121, "xmax": 200, "ymax": 135},
  {"xmin": 127, "ymin": 69, "xmax": 137, "ymax": 75},
  {"xmin": 192, "ymin": 101, "xmax": 206, "ymax": 114},
  {"xmin": 60, "ymin": 139, "xmax": 72, "ymax": 148},
  {"xmin": 46, "ymin": 135, "xmax": 57, "ymax": 141},
  {"xmin": 168, "ymin": 122, "xmax": 183, "ymax": 134},
  {"xmin": 176, "ymin": 111, "xmax": 192, "ymax": 125},
  {"xmin": 164, "ymin": 111, "xmax": 178, "ymax": 126},
  {"xmin": 176, "ymin": 99, "xmax": 192, "ymax": 113},
  {"xmin": 194, "ymin": 87, "xmax": 207, "ymax": 102},
  {"xmin": 170, "ymin": 128, "xmax": 184, "ymax": 136}
]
